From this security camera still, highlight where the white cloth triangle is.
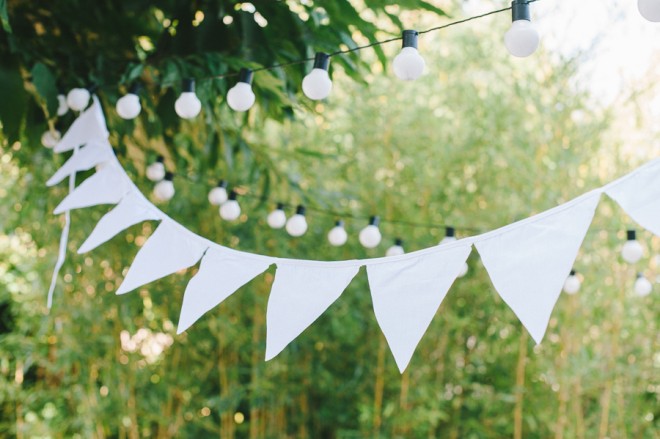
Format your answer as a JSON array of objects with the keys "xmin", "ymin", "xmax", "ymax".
[
  {"xmin": 53, "ymin": 164, "xmax": 130, "ymax": 214},
  {"xmin": 48, "ymin": 139, "xmax": 115, "ymax": 186},
  {"xmin": 605, "ymin": 160, "xmax": 660, "ymax": 236},
  {"xmin": 177, "ymin": 248, "xmax": 272, "ymax": 334},
  {"xmin": 265, "ymin": 263, "xmax": 360, "ymax": 360},
  {"xmin": 116, "ymin": 221, "xmax": 207, "ymax": 295},
  {"xmin": 78, "ymin": 192, "xmax": 162, "ymax": 253},
  {"xmin": 367, "ymin": 243, "xmax": 473, "ymax": 373},
  {"xmin": 475, "ymin": 192, "xmax": 601, "ymax": 344},
  {"xmin": 54, "ymin": 97, "xmax": 109, "ymax": 153}
]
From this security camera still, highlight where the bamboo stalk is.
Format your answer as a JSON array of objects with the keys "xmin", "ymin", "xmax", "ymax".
[
  {"xmin": 372, "ymin": 336, "xmax": 386, "ymax": 438},
  {"xmin": 513, "ymin": 330, "xmax": 528, "ymax": 439}
]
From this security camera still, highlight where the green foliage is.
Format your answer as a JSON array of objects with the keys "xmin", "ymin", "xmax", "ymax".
[{"xmin": 0, "ymin": 1, "xmax": 658, "ymax": 438}]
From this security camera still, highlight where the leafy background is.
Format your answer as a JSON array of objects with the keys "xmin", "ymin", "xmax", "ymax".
[{"xmin": 0, "ymin": 0, "xmax": 658, "ymax": 438}]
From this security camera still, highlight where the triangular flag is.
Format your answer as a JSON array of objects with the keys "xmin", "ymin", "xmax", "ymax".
[
  {"xmin": 177, "ymin": 247, "xmax": 272, "ymax": 334},
  {"xmin": 605, "ymin": 160, "xmax": 660, "ymax": 236},
  {"xmin": 53, "ymin": 164, "xmax": 130, "ymax": 214},
  {"xmin": 116, "ymin": 221, "xmax": 207, "ymax": 295},
  {"xmin": 366, "ymin": 243, "xmax": 473, "ymax": 373},
  {"xmin": 47, "ymin": 139, "xmax": 115, "ymax": 186},
  {"xmin": 265, "ymin": 263, "xmax": 360, "ymax": 360},
  {"xmin": 54, "ymin": 97, "xmax": 109, "ymax": 153},
  {"xmin": 475, "ymin": 192, "xmax": 601, "ymax": 344},
  {"xmin": 78, "ymin": 192, "xmax": 162, "ymax": 253}
]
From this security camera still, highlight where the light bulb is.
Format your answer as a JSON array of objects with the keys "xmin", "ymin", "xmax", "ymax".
[
  {"xmin": 638, "ymin": 0, "xmax": 660, "ymax": 22},
  {"xmin": 302, "ymin": 52, "xmax": 332, "ymax": 100},
  {"xmin": 175, "ymin": 78, "xmax": 202, "ymax": 119},
  {"xmin": 621, "ymin": 230, "xmax": 643, "ymax": 264},
  {"xmin": 66, "ymin": 87, "xmax": 91, "ymax": 112},
  {"xmin": 57, "ymin": 94, "xmax": 69, "ymax": 116},
  {"xmin": 286, "ymin": 205, "xmax": 308, "ymax": 237},
  {"xmin": 41, "ymin": 129, "xmax": 61, "ymax": 148},
  {"xmin": 393, "ymin": 30, "xmax": 425, "ymax": 81},
  {"xmin": 563, "ymin": 270, "xmax": 581, "ymax": 295},
  {"xmin": 327, "ymin": 220, "xmax": 348, "ymax": 246},
  {"xmin": 267, "ymin": 203, "xmax": 287, "ymax": 229},
  {"xmin": 504, "ymin": 1, "xmax": 540, "ymax": 58},
  {"xmin": 208, "ymin": 180, "xmax": 228, "ymax": 205},
  {"xmin": 359, "ymin": 216, "xmax": 382, "ymax": 249},
  {"xmin": 634, "ymin": 273, "xmax": 652, "ymax": 297},
  {"xmin": 227, "ymin": 69, "xmax": 256, "ymax": 112},
  {"xmin": 146, "ymin": 156, "xmax": 166, "ymax": 182},
  {"xmin": 116, "ymin": 84, "xmax": 141, "ymax": 119},
  {"xmin": 457, "ymin": 262, "xmax": 469, "ymax": 278},
  {"xmin": 153, "ymin": 173, "xmax": 175, "ymax": 202},
  {"xmin": 219, "ymin": 191, "xmax": 241, "ymax": 221},
  {"xmin": 439, "ymin": 226, "xmax": 457, "ymax": 245},
  {"xmin": 386, "ymin": 238, "xmax": 405, "ymax": 257}
]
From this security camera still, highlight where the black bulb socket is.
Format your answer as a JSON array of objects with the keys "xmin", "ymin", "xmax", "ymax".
[
  {"xmin": 401, "ymin": 30, "xmax": 419, "ymax": 49},
  {"xmin": 636, "ymin": 272, "xmax": 644, "ymax": 279},
  {"xmin": 511, "ymin": 0, "xmax": 531, "ymax": 22},
  {"xmin": 445, "ymin": 226, "xmax": 456, "ymax": 237},
  {"xmin": 217, "ymin": 179, "xmax": 228, "ymax": 188},
  {"xmin": 156, "ymin": 155, "xmax": 165, "ymax": 163},
  {"xmin": 238, "ymin": 68, "xmax": 254, "ymax": 85},
  {"xmin": 312, "ymin": 52, "xmax": 330, "ymax": 71},
  {"xmin": 395, "ymin": 238, "xmax": 404, "ymax": 246},
  {"xmin": 86, "ymin": 83, "xmax": 99, "ymax": 93},
  {"xmin": 569, "ymin": 269, "xmax": 576, "ymax": 276},
  {"xmin": 164, "ymin": 172, "xmax": 174, "ymax": 181},
  {"xmin": 182, "ymin": 78, "xmax": 195, "ymax": 93},
  {"xmin": 368, "ymin": 216, "xmax": 380, "ymax": 227},
  {"xmin": 228, "ymin": 190, "xmax": 238, "ymax": 201},
  {"xmin": 276, "ymin": 202, "xmax": 285, "ymax": 210},
  {"xmin": 626, "ymin": 230, "xmax": 636, "ymax": 241},
  {"xmin": 296, "ymin": 205, "xmax": 306, "ymax": 216},
  {"xmin": 128, "ymin": 83, "xmax": 141, "ymax": 95},
  {"xmin": 335, "ymin": 219, "xmax": 345, "ymax": 227}
]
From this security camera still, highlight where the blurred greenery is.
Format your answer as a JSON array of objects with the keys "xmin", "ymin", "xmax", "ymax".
[{"xmin": 0, "ymin": 0, "xmax": 658, "ymax": 438}]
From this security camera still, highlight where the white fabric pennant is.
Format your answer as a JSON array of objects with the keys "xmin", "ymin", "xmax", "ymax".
[
  {"xmin": 605, "ymin": 161, "xmax": 660, "ymax": 236},
  {"xmin": 78, "ymin": 192, "xmax": 162, "ymax": 254},
  {"xmin": 177, "ymin": 248, "xmax": 272, "ymax": 334},
  {"xmin": 116, "ymin": 221, "xmax": 208, "ymax": 295},
  {"xmin": 47, "ymin": 139, "xmax": 115, "ymax": 186},
  {"xmin": 54, "ymin": 97, "xmax": 109, "ymax": 153},
  {"xmin": 265, "ymin": 263, "xmax": 360, "ymax": 361},
  {"xmin": 475, "ymin": 192, "xmax": 601, "ymax": 344},
  {"xmin": 367, "ymin": 243, "xmax": 473, "ymax": 373},
  {"xmin": 53, "ymin": 164, "xmax": 130, "ymax": 214}
]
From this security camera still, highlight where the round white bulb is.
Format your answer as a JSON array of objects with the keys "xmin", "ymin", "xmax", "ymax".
[
  {"xmin": 208, "ymin": 187, "xmax": 228, "ymax": 205},
  {"xmin": 638, "ymin": 0, "xmax": 660, "ymax": 21},
  {"xmin": 41, "ymin": 129, "xmax": 61, "ymax": 149},
  {"xmin": 457, "ymin": 262, "xmax": 469, "ymax": 278},
  {"xmin": 621, "ymin": 240, "xmax": 644, "ymax": 264},
  {"xmin": 286, "ymin": 214, "xmax": 308, "ymax": 237},
  {"xmin": 302, "ymin": 68, "xmax": 332, "ymax": 100},
  {"xmin": 267, "ymin": 209, "xmax": 287, "ymax": 229},
  {"xmin": 386, "ymin": 244, "xmax": 405, "ymax": 257},
  {"xmin": 440, "ymin": 236, "xmax": 457, "ymax": 245},
  {"xmin": 146, "ymin": 162, "xmax": 166, "ymax": 182},
  {"xmin": 359, "ymin": 225, "xmax": 382, "ymax": 249},
  {"xmin": 393, "ymin": 47, "xmax": 426, "ymax": 81},
  {"xmin": 327, "ymin": 225, "xmax": 348, "ymax": 247},
  {"xmin": 220, "ymin": 200, "xmax": 241, "ymax": 221},
  {"xmin": 66, "ymin": 88, "xmax": 90, "ymax": 112},
  {"xmin": 175, "ymin": 92, "xmax": 202, "ymax": 119},
  {"xmin": 153, "ymin": 180, "xmax": 175, "ymax": 201},
  {"xmin": 116, "ymin": 93, "xmax": 141, "ymax": 119},
  {"xmin": 227, "ymin": 82, "xmax": 255, "ymax": 112},
  {"xmin": 634, "ymin": 275, "xmax": 652, "ymax": 297},
  {"xmin": 504, "ymin": 20, "xmax": 540, "ymax": 58},
  {"xmin": 563, "ymin": 274, "xmax": 581, "ymax": 295},
  {"xmin": 57, "ymin": 94, "xmax": 69, "ymax": 116}
]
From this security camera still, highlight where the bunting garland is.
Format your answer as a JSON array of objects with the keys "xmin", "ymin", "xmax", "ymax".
[{"xmin": 47, "ymin": 98, "xmax": 658, "ymax": 372}]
